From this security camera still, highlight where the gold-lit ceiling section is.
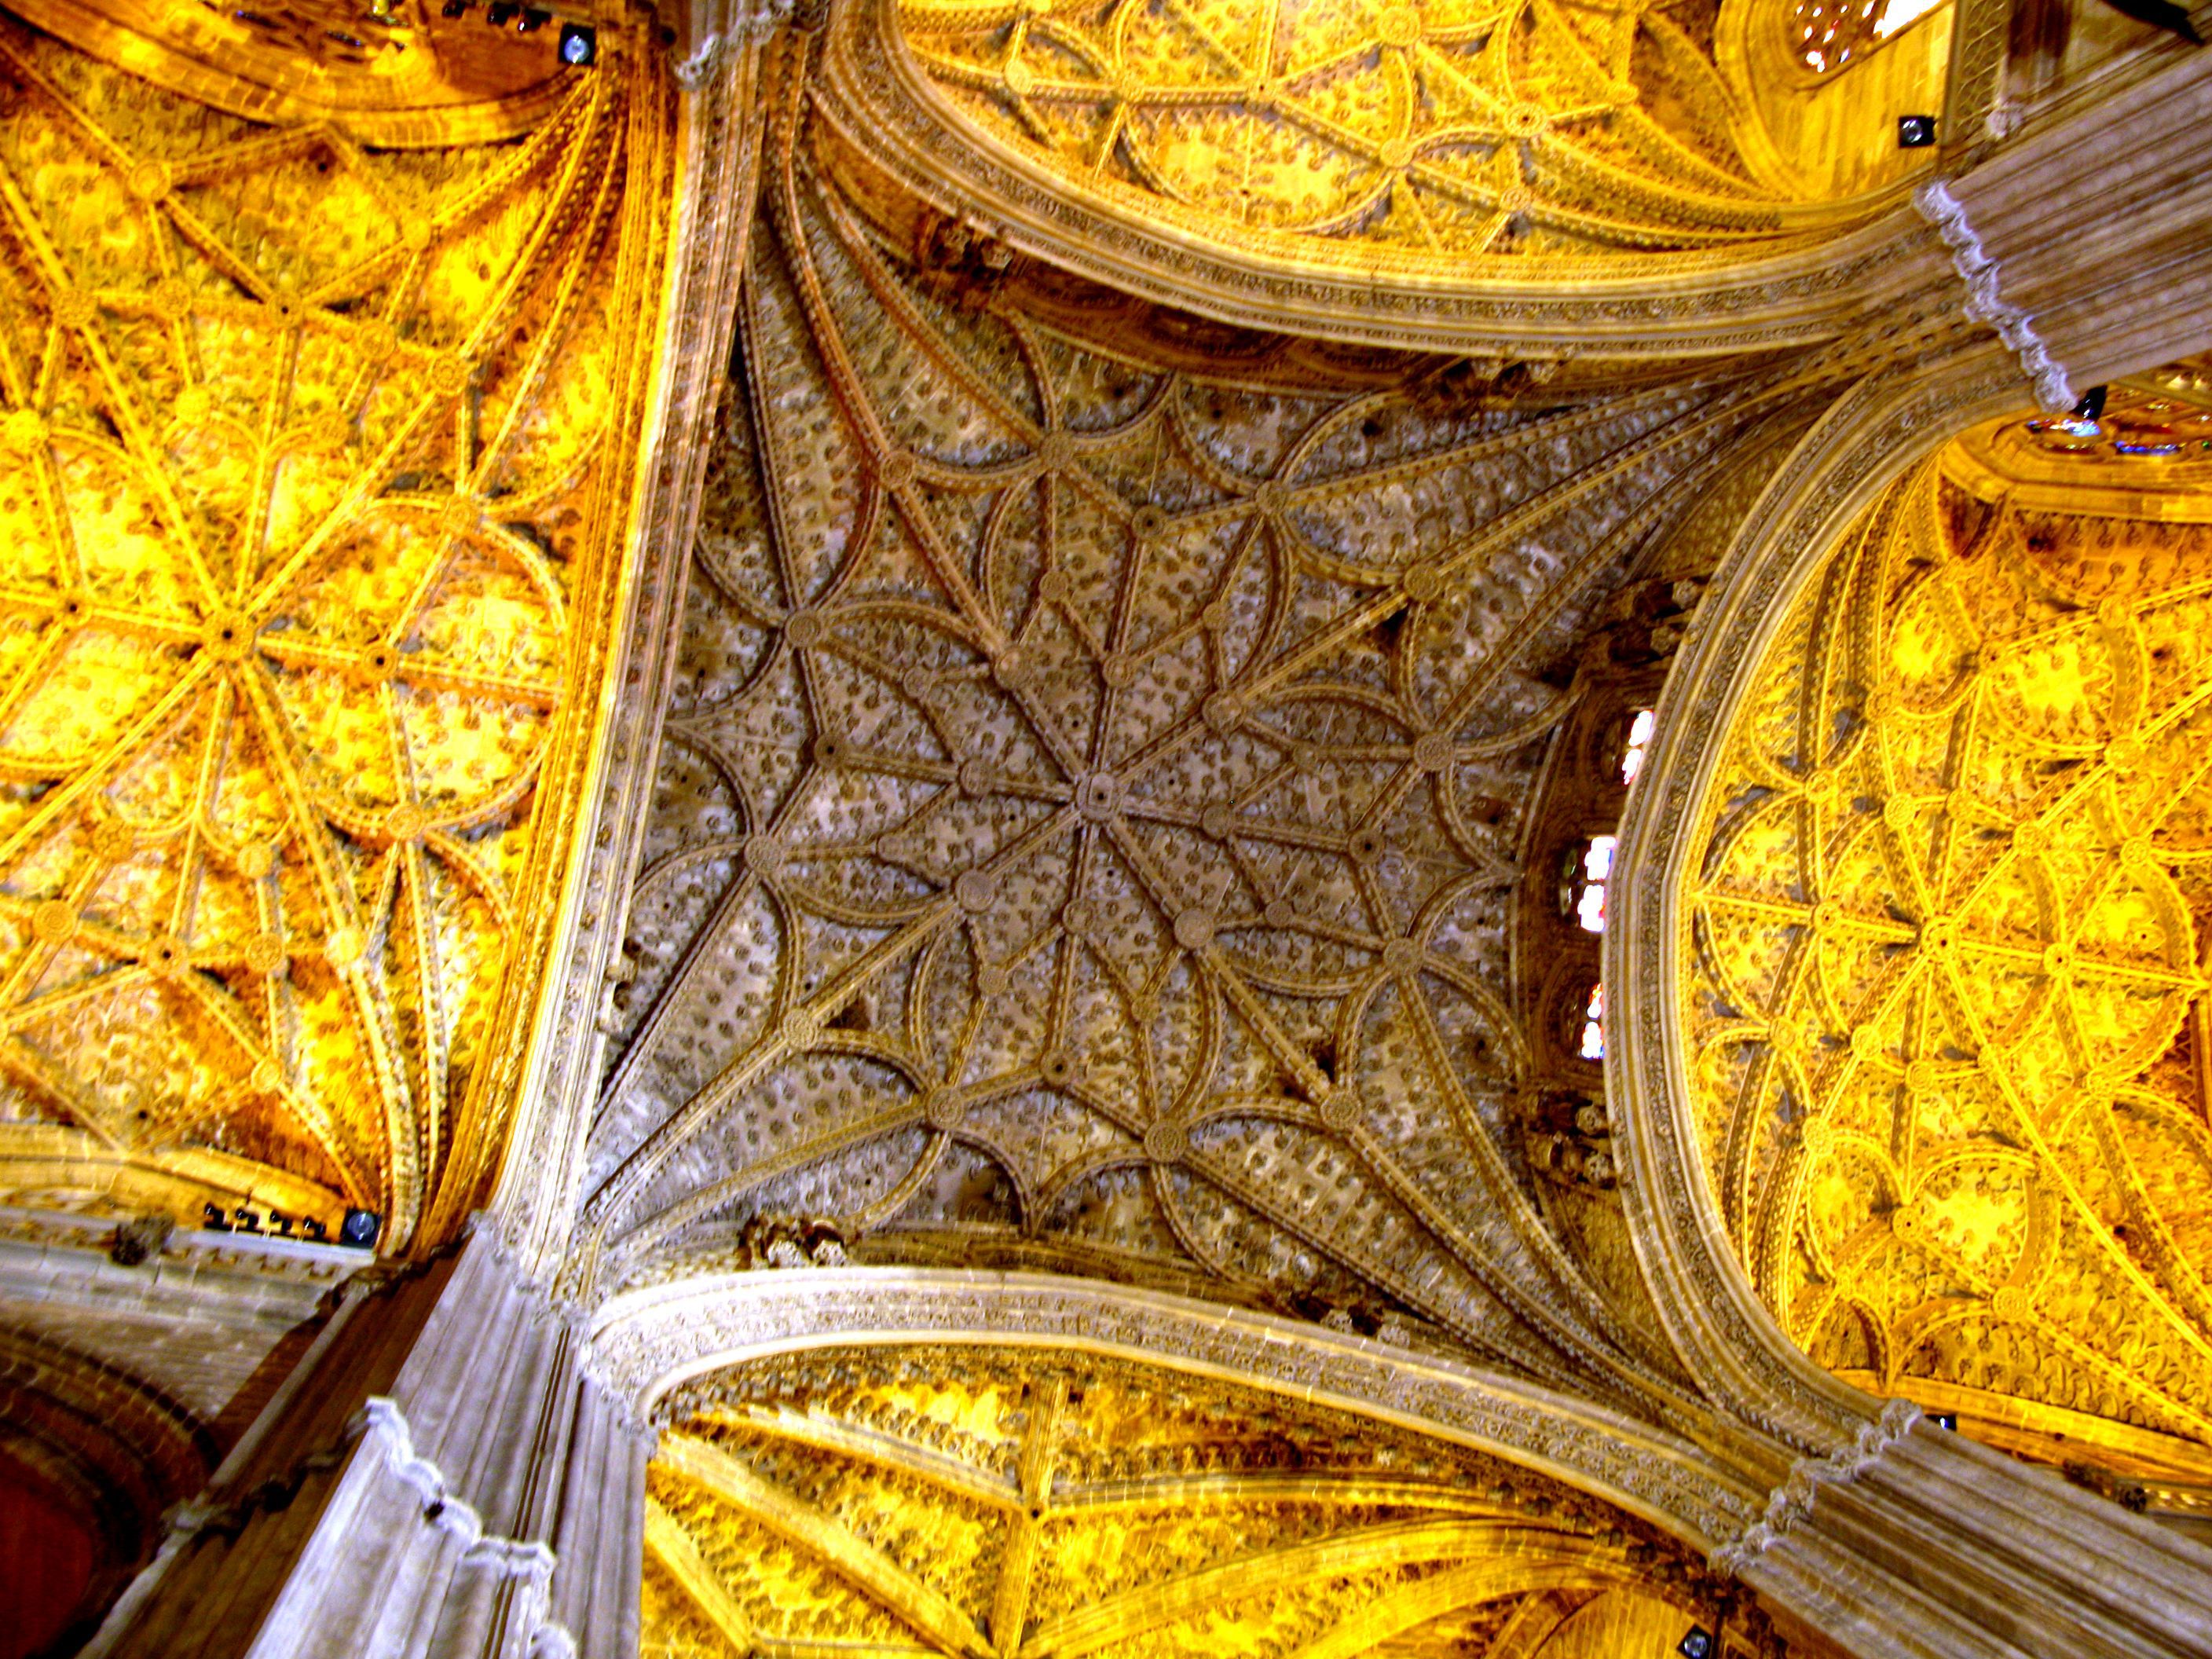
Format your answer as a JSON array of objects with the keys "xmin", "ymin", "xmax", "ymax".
[
  {"xmin": 641, "ymin": 1344, "xmax": 1753, "ymax": 1659},
  {"xmin": 583, "ymin": 95, "xmax": 1815, "ymax": 1397},
  {"xmin": 0, "ymin": 16, "xmax": 669, "ymax": 1249},
  {"xmin": 9, "ymin": 0, "xmax": 577, "ymax": 143},
  {"xmin": 1684, "ymin": 370, "xmax": 2212, "ymax": 1500},
  {"xmin": 891, "ymin": 0, "xmax": 1833, "ymax": 267}
]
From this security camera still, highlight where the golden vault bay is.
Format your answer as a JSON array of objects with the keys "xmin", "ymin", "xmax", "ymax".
[{"xmin": 0, "ymin": 0, "xmax": 2209, "ymax": 1654}]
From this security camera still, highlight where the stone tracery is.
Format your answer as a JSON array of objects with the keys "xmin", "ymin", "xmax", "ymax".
[
  {"xmin": 0, "ymin": 15, "xmax": 670, "ymax": 1251},
  {"xmin": 894, "ymin": 0, "xmax": 1818, "ymax": 264},
  {"xmin": 641, "ymin": 1342, "xmax": 1767, "ymax": 1659},
  {"xmin": 0, "ymin": 0, "xmax": 2210, "ymax": 1653},
  {"xmin": 579, "ymin": 79, "xmax": 1833, "ymax": 1404},
  {"xmin": 1684, "ymin": 390, "xmax": 2212, "ymax": 1503}
]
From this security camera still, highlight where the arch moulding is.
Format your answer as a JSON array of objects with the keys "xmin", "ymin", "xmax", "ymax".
[
  {"xmin": 589, "ymin": 1265, "xmax": 1772, "ymax": 1549},
  {"xmin": 1608, "ymin": 343, "xmax": 2032, "ymax": 1448},
  {"xmin": 809, "ymin": 0, "xmax": 1938, "ymax": 360}
]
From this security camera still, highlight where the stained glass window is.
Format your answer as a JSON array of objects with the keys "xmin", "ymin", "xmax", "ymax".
[
  {"xmin": 1796, "ymin": 0, "xmax": 1940, "ymax": 71},
  {"xmin": 1576, "ymin": 835, "xmax": 1616, "ymax": 933},
  {"xmin": 1580, "ymin": 984, "xmax": 1606, "ymax": 1060},
  {"xmin": 1621, "ymin": 708, "xmax": 1657, "ymax": 786}
]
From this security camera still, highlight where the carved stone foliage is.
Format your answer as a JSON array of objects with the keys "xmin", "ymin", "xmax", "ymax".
[
  {"xmin": 1684, "ymin": 411, "xmax": 2212, "ymax": 1501},
  {"xmin": 892, "ymin": 0, "xmax": 1842, "ymax": 267},
  {"xmin": 640, "ymin": 1342, "xmax": 1773, "ymax": 1659},
  {"xmin": 580, "ymin": 90, "xmax": 1826, "ymax": 1406},
  {"xmin": 0, "ymin": 20, "xmax": 670, "ymax": 1251}
]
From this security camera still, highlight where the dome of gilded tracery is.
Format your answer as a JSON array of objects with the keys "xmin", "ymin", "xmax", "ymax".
[{"xmin": 1681, "ymin": 368, "xmax": 2212, "ymax": 1503}]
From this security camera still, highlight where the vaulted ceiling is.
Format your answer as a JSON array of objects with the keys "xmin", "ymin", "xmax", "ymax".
[
  {"xmin": 891, "ymin": 0, "xmax": 1829, "ymax": 265},
  {"xmin": 0, "ymin": 9, "xmax": 669, "ymax": 1251},
  {"xmin": 640, "ymin": 1343, "xmax": 1756, "ymax": 1659},
  {"xmin": 1683, "ymin": 365, "xmax": 2212, "ymax": 1507},
  {"xmin": 573, "ymin": 78, "xmax": 1855, "ymax": 1413},
  {"xmin": 2, "ymin": 2, "xmax": 2210, "ymax": 1643}
]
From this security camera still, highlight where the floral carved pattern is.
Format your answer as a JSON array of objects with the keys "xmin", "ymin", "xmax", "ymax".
[
  {"xmin": 1687, "ymin": 443, "xmax": 2212, "ymax": 1486},
  {"xmin": 0, "ymin": 21, "xmax": 666, "ymax": 1248}
]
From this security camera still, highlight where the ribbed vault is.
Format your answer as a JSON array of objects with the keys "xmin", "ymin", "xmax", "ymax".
[
  {"xmin": 1682, "ymin": 363, "xmax": 2212, "ymax": 1511},
  {"xmin": 639, "ymin": 1343, "xmax": 1766, "ymax": 1659},
  {"xmin": 577, "ymin": 63, "xmax": 1876, "ymax": 1406},
  {"xmin": 892, "ymin": 0, "xmax": 1826, "ymax": 265},
  {"xmin": 0, "ymin": 15, "xmax": 670, "ymax": 1251}
]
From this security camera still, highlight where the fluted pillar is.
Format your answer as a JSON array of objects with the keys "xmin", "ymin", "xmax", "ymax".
[
  {"xmin": 1719, "ymin": 1408, "xmax": 2212, "ymax": 1659},
  {"xmin": 85, "ymin": 1229, "xmax": 651, "ymax": 1659}
]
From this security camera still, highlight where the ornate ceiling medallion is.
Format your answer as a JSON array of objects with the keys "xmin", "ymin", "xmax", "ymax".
[
  {"xmin": 584, "ymin": 99, "xmax": 1809, "ymax": 1397},
  {"xmin": 640, "ymin": 1344, "xmax": 1763, "ymax": 1659},
  {"xmin": 0, "ymin": 20, "xmax": 669, "ymax": 1248},
  {"xmin": 1685, "ymin": 432, "xmax": 2212, "ymax": 1496}
]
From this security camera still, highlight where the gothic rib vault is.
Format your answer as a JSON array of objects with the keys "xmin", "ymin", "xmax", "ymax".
[
  {"xmin": 891, "ymin": 0, "xmax": 1835, "ymax": 264},
  {"xmin": 0, "ymin": 8, "xmax": 671, "ymax": 1253},
  {"xmin": 1683, "ymin": 368, "xmax": 2212, "ymax": 1510},
  {"xmin": 577, "ymin": 80, "xmax": 1840, "ymax": 1419},
  {"xmin": 639, "ymin": 1343, "xmax": 1770, "ymax": 1659},
  {"xmin": 2, "ymin": 0, "xmax": 2212, "ymax": 1654}
]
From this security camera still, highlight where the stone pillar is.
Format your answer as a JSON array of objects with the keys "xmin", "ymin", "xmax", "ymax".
[
  {"xmin": 1719, "ymin": 1406, "xmax": 2212, "ymax": 1659},
  {"xmin": 85, "ymin": 1229, "xmax": 651, "ymax": 1659}
]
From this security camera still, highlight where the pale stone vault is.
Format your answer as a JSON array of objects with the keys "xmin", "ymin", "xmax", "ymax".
[{"xmin": 0, "ymin": 0, "xmax": 2210, "ymax": 1655}]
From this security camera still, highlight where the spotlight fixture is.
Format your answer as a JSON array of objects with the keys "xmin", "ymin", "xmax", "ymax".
[
  {"xmin": 302, "ymin": 1217, "xmax": 328, "ymax": 1242},
  {"xmin": 1897, "ymin": 114, "xmax": 1937, "ymax": 148},
  {"xmin": 486, "ymin": 3, "xmax": 517, "ymax": 24},
  {"xmin": 2073, "ymin": 385, "xmax": 2108, "ymax": 422},
  {"xmin": 518, "ymin": 7, "xmax": 548, "ymax": 28},
  {"xmin": 558, "ymin": 20, "xmax": 595, "ymax": 64},
  {"xmin": 339, "ymin": 1207, "xmax": 383, "ymax": 1250},
  {"xmin": 1679, "ymin": 1629, "xmax": 1716, "ymax": 1659},
  {"xmin": 233, "ymin": 1207, "xmax": 262, "ymax": 1233},
  {"xmin": 201, "ymin": 1201, "xmax": 231, "ymax": 1232},
  {"xmin": 1930, "ymin": 1411, "xmax": 1959, "ymax": 1430}
]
